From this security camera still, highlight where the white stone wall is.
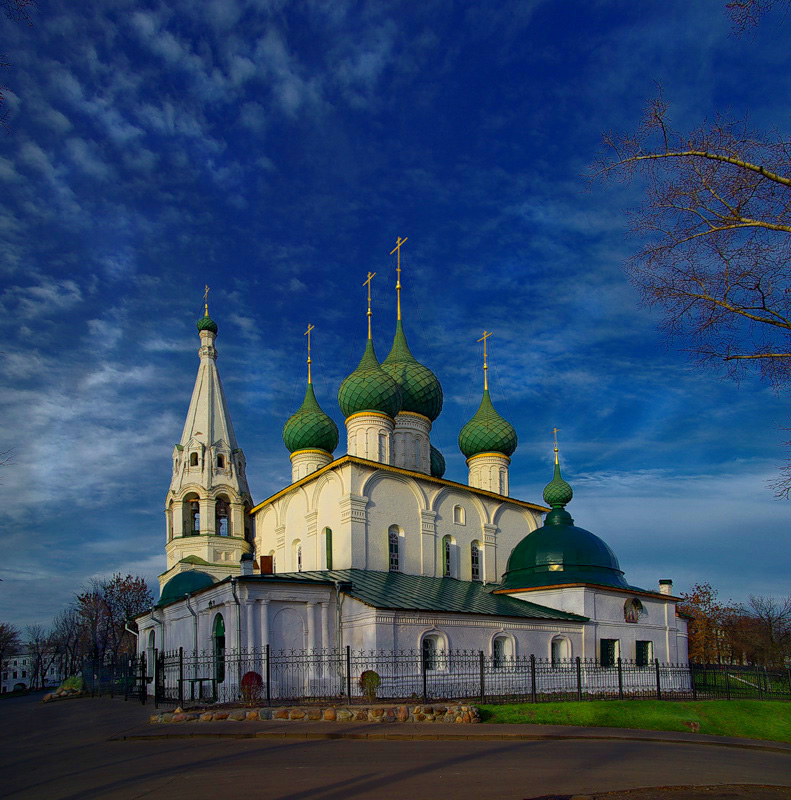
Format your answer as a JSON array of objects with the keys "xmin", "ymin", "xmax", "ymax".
[
  {"xmin": 252, "ymin": 461, "xmax": 543, "ymax": 582},
  {"xmin": 510, "ymin": 586, "xmax": 687, "ymax": 662},
  {"xmin": 392, "ymin": 412, "xmax": 431, "ymax": 474}
]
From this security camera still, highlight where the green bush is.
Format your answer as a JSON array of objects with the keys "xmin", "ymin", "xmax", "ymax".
[
  {"xmin": 60, "ymin": 676, "xmax": 84, "ymax": 691},
  {"xmin": 359, "ymin": 670, "xmax": 381, "ymax": 702}
]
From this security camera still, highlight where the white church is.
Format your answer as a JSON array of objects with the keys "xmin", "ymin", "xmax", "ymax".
[{"xmin": 135, "ymin": 249, "xmax": 688, "ymax": 683}]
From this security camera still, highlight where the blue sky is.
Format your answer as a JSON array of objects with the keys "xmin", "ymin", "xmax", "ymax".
[{"xmin": 1, "ymin": 0, "xmax": 788, "ymax": 626}]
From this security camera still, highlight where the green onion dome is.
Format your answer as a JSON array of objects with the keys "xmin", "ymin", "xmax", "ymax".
[
  {"xmin": 430, "ymin": 445, "xmax": 446, "ymax": 478},
  {"xmin": 458, "ymin": 389, "xmax": 518, "ymax": 459},
  {"xmin": 283, "ymin": 383, "xmax": 339, "ymax": 455},
  {"xmin": 381, "ymin": 321, "xmax": 443, "ymax": 421},
  {"xmin": 338, "ymin": 338, "xmax": 403, "ymax": 419},
  {"xmin": 197, "ymin": 312, "xmax": 218, "ymax": 334},
  {"xmin": 498, "ymin": 459, "xmax": 628, "ymax": 592},
  {"xmin": 157, "ymin": 570, "xmax": 215, "ymax": 606},
  {"xmin": 543, "ymin": 460, "xmax": 573, "ymax": 507}
]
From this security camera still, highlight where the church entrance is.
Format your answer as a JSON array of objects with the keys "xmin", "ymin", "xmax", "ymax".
[{"xmin": 212, "ymin": 614, "xmax": 225, "ymax": 684}]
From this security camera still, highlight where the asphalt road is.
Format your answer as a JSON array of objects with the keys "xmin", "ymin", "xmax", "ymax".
[{"xmin": 1, "ymin": 694, "xmax": 790, "ymax": 800}]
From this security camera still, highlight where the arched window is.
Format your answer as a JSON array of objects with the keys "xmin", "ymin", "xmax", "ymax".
[
  {"xmin": 292, "ymin": 540, "xmax": 302, "ymax": 572},
  {"xmin": 551, "ymin": 636, "xmax": 571, "ymax": 664},
  {"xmin": 190, "ymin": 499, "xmax": 200, "ymax": 535},
  {"xmin": 499, "ymin": 469, "xmax": 506, "ymax": 495},
  {"xmin": 190, "ymin": 452, "xmax": 199, "ymax": 467},
  {"xmin": 146, "ymin": 630, "xmax": 155, "ymax": 679},
  {"xmin": 421, "ymin": 633, "xmax": 446, "ymax": 671},
  {"xmin": 471, "ymin": 541, "xmax": 481, "ymax": 582},
  {"xmin": 269, "ymin": 550, "xmax": 277, "ymax": 573},
  {"xmin": 212, "ymin": 614, "xmax": 225, "ymax": 683},
  {"xmin": 325, "ymin": 528, "xmax": 333, "ymax": 570},
  {"xmin": 378, "ymin": 432, "xmax": 387, "ymax": 461},
  {"xmin": 388, "ymin": 526, "xmax": 399, "ymax": 572},
  {"xmin": 442, "ymin": 535, "xmax": 452, "ymax": 577},
  {"xmin": 453, "ymin": 505, "xmax": 465, "ymax": 525},
  {"xmin": 215, "ymin": 498, "xmax": 229, "ymax": 537},
  {"xmin": 492, "ymin": 637, "xmax": 505, "ymax": 669},
  {"xmin": 216, "ymin": 454, "xmax": 225, "ymax": 469}
]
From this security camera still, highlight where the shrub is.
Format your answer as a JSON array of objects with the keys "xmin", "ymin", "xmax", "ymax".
[{"xmin": 359, "ymin": 670, "xmax": 381, "ymax": 702}]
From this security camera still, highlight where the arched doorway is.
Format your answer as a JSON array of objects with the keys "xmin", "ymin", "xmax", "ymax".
[{"xmin": 212, "ymin": 614, "xmax": 225, "ymax": 684}]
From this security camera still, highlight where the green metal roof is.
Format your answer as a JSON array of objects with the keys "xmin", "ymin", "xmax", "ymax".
[
  {"xmin": 338, "ymin": 338, "xmax": 403, "ymax": 419},
  {"xmin": 458, "ymin": 388, "xmax": 518, "ymax": 458},
  {"xmin": 381, "ymin": 320, "xmax": 443, "ymax": 421},
  {"xmin": 283, "ymin": 382, "xmax": 339, "ymax": 454},
  {"xmin": 241, "ymin": 569, "xmax": 587, "ymax": 621},
  {"xmin": 158, "ymin": 570, "xmax": 215, "ymax": 606}
]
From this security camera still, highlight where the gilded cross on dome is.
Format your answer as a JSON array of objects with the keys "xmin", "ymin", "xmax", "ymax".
[
  {"xmin": 363, "ymin": 271, "xmax": 376, "ymax": 338},
  {"xmin": 389, "ymin": 236, "xmax": 408, "ymax": 320},
  {"xmin": 304, "ymin": 323, "xmax": 314, "ymax": 384},
  {"xmin": 477, "ymin": 330, "xmax": 493, "ymax": 390}
]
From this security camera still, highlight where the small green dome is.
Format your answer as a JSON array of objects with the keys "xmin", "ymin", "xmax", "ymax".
[
  {"xmin": 381, "ymin": 321, "xmax": 443, "ymax": 421},
  {"xmin": 197, "ymin": 313, "xmax": 218, "ymax": 334},
  {"xmin": 283, "ymin": 383, "xmax": 339, "ymax": 455},
  {"xmin": 499, "ymin": 457, "xmax": 628, "ymax": 591},
  {"xmin": 158, "ymin": 570, "xmax": 215, "ymax": 606},
  {"xmin": 543, "ymin": 460, "xmax": 573, "ymax": 506},
  {"xmin": 430, "ymin": 445, "xmax": 446, "ymax": 478},
  {"xmin": 338, "ymin": 338, "xmax": 403, "ymax": 419},
  {"xmin": 458, "ymin": 389, "xmax": 517, "ymax": 458}
]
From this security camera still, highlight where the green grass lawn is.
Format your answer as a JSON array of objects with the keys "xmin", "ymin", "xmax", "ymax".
[{"xmin": 479, "ymin": 700, "xmax": 791, "ymax": 743}]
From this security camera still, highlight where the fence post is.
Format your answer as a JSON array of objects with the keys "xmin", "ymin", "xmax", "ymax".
[
  {"xmin": 617, "ymin": 657, "xmax": 623, "ymax": 700},
  {"xmin": 530, "ymin": 654, "xmax": 537, "ymax": 704},
  {"xmin": 755, "ymin": 664, "xmax": 763, "ymax": 699},
  {"xmin": 479, "ymin": 651, "xmax": 485, "ymax": 704},
  {"xmin": 421, "ymin": 648, "xmax": 428, "ymax": 703},
  {"xmin": 786, "ymin": 667, "xmax": 791, "ymax": 698},
  {"xmin": 690, "ymin": 663, "xmax": 697, "ymax": 701},
  {"xmin": 178, "ymin": 647, "xmax": 184, "ymax": 707},
  {"xmin": 265, "ymin": 645, "xmax": 271, "ymax": 706},
  {"xmin": 654, "ymin": 659, "xmax": 661, "ymax": 700},
  {"xmin": 724, "ymin": 668, "xmax": 731, "ymax": 701},
  {"xmin": 140, "ymin": 654, "xmax": 146, "ymax": 705},
  {"xmin": 346, "ymin": 645, "xmax": 352, "ymax": 701},
  {"xmin": 576, "ymin": 656, "xmax": 582, "ymax": 701}
]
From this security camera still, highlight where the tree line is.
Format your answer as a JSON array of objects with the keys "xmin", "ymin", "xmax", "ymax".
[
  {"xmin": 679, "ymin": 583, "xmax": 791, "ymax": 666},
  {"xmin": 0, "ymin": 573, "xmax": 152, "ymax": 690}
]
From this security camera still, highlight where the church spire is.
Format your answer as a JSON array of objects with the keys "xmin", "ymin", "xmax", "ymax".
[{"xmin": 164, "ymin": 291, "xmax": 253, "ymax": 587}]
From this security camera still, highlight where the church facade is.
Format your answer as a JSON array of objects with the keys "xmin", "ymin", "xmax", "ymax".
[{"xmin": 135, "ymin": 267, "xmax": 688, "ymax": 683}]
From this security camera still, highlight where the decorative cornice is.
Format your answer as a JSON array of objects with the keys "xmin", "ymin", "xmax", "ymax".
[
  {"xmin": 248, "ymin": 455, "xmax": 548, "ymax": 515},
  {"xmin": 466, "ymin": 452, "xmax": 512, "ymax": 466},
  {"xmin": 290, "ymin": 448, "xmax": 332, "ymax": 459},
  {"xmin": 345, "ymin": 411, "xmax": 394, "ymax": 425},
  {"xmin": 492, "ymin": 582, "xmax": 681, "ymax": 601}
]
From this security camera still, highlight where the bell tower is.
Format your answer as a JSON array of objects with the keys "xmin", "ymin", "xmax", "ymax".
[{"xmin": 162, "ymin": 289, "xmax": 253, "ymax": 589}]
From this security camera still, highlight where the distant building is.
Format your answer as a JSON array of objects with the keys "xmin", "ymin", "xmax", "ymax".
[{"xmin": 1, "ymin": 652, "xmax": 64, "ymax": 693}]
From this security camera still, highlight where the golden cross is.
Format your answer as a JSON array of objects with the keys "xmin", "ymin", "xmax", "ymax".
[
  {"xmin": 363, "ymin": 272, "xmax": 376, "ymax": 338},
  {"xmin": 389, "ymin": 237, "xmax": 408, "ymax": 321},
  {"xmin": 553, "ymin": 427, "xmax": 559, "ymax": 463},
  {"xmin": 477, "ymin": 330, "xmax": 493, "ymax": 390},
  {"xmin": 304, "ymin": 323, "xmax": 314, "ymax": 384},
  {"xmin": 203, "ymin": 284, "xmax": 210, "ymax": 315}
]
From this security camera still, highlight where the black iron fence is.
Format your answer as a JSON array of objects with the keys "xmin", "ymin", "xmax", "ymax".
[{"xmin": 104, "ymin": 648, "xmax": 791, "ymax": 708}]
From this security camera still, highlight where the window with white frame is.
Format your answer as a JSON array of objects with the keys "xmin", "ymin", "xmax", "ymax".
[
  {"xmin": 442, "ymin": 535, "xmax": 452, "ymax": 577},
  {"xmin": 471, "ymin": 541, "xmax": 481, "ymax": 582},
  {"xmin": 292, "ymin": 540, "xmax": 302, "ymax": 572},
  {"xmin": 551, "ymin": 636, "xmax": 571, "ymax": 663},
  {"xmin": 388, "ymin": 526, "xmax": 399, "ymax": 571},
  {"xmin": 421, "ymin": 634, "xmax": 446, "ymax": 671},
  {"xmin": 453, "ymin": 505, "xmax": 465, "ymax": 525}
]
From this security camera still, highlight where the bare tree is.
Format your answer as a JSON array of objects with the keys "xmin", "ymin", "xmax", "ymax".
[
  {"xmin": 726, "ymin": 0, "xmax": 791, "ymax": 32},
  {"xmin": 742, "ymin": 594, "xmax": 791, "ymax": 666},
  {"xmin": 24, "ymin": 623, "xmax": 58, "ymax": 689},
  {"xmin": 0, "ymin": 621, "xmax": 21, "ymax": 669},
  {"xmin": 593, "ymin": 93, "xmax": 790, "ymax": 494},
  {"xmin": 50, "ymin": 608, "xmax": 83, "ymax": 678}
]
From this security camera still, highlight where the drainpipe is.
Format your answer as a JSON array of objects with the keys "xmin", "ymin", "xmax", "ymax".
[
  {"xmin": 124, "ymin": 621, "xmax": 139, "ymax": 658},
  {"xmin": 230, "ymin": 579, "xmax": 242, "ymax": 651},
  {"xmin": 185, "ymin": 593, "xmax": 199, "ymax": 655},
  {"xmin": 333, "ymin": 581, "xmax": 349, "ymax": 652},
  {"xmin": 150, "ymin": 607, "xmax": 165, "ymax": 652}
]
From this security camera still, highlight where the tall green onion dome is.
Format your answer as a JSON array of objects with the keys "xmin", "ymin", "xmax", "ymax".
[
  {"xmin": 381, "ymin": 321, "xmax": 443, "ymax": 421},
  {"xmin": 498, "ymin": 456, "xmax": 629, "ymax": 592},
  {"xmin": 197, "ymin": 311, "xmax": 218, "ymax": 334},
  {"xmin": 283, "ymin": 382, "xmax": 339, "ymax": 455},
  {"xmin": 458, "ymin": 389, "xmax": 518, "ymax": 458},
  {"xmin": 338, "ymin": 338, "xmax": 403, "ymax": 419},
  {"xmin": 430, "ymin": 445, "xmax": 446, "ymax": 478},
  {"xmin": 157, "ymin": 570, "xmax": 215, "ymax": 606}
]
